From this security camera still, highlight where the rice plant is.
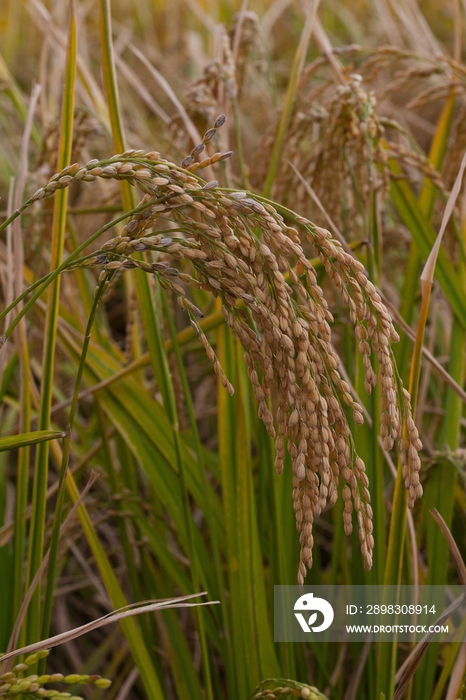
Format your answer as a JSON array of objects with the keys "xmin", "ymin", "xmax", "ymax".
[{"xmin": 0, "ymin": 1, "xmax": 465, "ymax": 699}]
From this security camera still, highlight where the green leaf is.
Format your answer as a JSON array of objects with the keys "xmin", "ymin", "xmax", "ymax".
[
  {"xmin": 0, "ymin": 430, "xmax": 65, "ymax": 452},
  {"xmin": 25, "ymin": 0, "xmax": 77, "ymax": 647},
  {"xmin": 389, "ymin": 166, "xmax": 466, "ymax": 329}
]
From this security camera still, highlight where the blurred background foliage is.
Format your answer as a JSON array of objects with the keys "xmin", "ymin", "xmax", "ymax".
[{"xmin": 0, "ymin": 0, "xmax": 465, "ymax": 699}]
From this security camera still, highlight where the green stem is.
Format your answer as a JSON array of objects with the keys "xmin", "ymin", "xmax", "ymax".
[
  {"xmin": 25, "ymin": 2, "xmax": 77, "ymax": 646},
  {"xmin": 40, "ymin": 277, "xmax": 108, "ymax": 655},
  {"xmin": 161, "ymin": 290, "xmax": 227, "ymax": 616},
  {"xmin": 375, "ymin": 467, "xmax": 407, "ymax": 700},
  {"xmin": 144, "ymin": 282, "xmax": 214, "ymax": 700},
  {"xmin": 0, "ymin": 201, "xmax": 154, "ymax": 344}
]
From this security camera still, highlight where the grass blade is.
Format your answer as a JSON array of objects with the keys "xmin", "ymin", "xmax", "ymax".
[
  {"xmin": 25, "ymin": 0, "xmax": 76, "ymax": 647},
  {"xmin": 0, "ymin": 430, "xmax": 65, "ymax": 452},
  {"xmin": 394, "ymin": 94, "xmax": 455, "ymax": 378}
]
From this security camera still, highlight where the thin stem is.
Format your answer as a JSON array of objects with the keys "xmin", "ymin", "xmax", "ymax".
[
  {"xmin": 40, "ymin": 276, "xmax": 108, "ymax": 650},
  {"xmin": 0, "ymin": 200, "xmax": 155, "ymax": 345}
]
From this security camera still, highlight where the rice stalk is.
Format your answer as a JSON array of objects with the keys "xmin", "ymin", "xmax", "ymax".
[{"xmin": 24, "ymin": 0, "xmax": 76, "ymax": 650}]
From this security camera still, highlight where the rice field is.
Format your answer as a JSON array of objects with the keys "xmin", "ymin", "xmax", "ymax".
[{"xmin": 0, "ymin": 1, "xmax": 465, "ymax": 699}]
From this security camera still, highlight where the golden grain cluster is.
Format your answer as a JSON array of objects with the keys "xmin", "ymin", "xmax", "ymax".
[{"xmin": 21, "ymin": 117, "xmax": 423, "ymax": 581}]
